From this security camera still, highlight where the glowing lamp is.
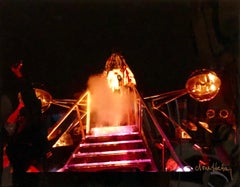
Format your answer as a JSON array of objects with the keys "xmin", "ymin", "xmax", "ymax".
[
  {"xmin": 185, "ymin": 69, "xmax": 221, "ymax": 102},
  {"xmin": 34, "ymin": 88, "xmax": 52, "ymax": 113},
  {"xmin": 148, "ymin": 69, "xmax": 221, "ymax": 109},
  {"xmin": 34, "ymin": 88, "xmax": 78, "ymax": 113}
]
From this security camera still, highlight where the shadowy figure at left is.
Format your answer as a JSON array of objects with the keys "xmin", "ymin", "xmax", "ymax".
[{"xmin": 1, "ymin": 60, "xmax": 48, "ymax": 186}]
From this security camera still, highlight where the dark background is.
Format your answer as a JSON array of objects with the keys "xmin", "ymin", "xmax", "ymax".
[
  {"xmin": 0, "ymin": 1, "xmax": 239, "ymax": 186},
  {"xmin": 0, "ymin": 0, "xmax": 207, "ymax": 99}
]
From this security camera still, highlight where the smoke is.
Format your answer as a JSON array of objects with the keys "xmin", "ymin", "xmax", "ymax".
[{"xmin": 87, "ymin": 74, "xmax": 134, "ymax": 127}]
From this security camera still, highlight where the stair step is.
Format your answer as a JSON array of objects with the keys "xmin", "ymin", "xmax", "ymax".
[
  {"xmin": 70, "ymin": 149, "xmax": 149, "ymax": 163},
  {"xmin": 85, "ymin": 132, "xmax": 140, "ymax": 143},
  {"xmin": 78, "ymin": 139, "xmax": 144, "ymax": 152},
  {"xmin": 90, "ymin": 125, "xmax": 138, "ymax": 137},
  {"xmin": 80, "ymin": 139, "xmax": 143, "ymax": 148},
  {"xmin": 59, "ymin": 125, "xmax": 157, "ymax": 172},
  {"xmin": 63, "ymin": 159, "xmax": 152, "ymax": 172},
  {"xmin": 74, "ymin": 148, "xmax": 148, "ymax": 157}
]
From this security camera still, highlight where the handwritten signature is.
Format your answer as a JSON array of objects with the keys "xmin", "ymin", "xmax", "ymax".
[{"xmin": 195, "ymin": 162, "xmax": 232, "ymax": 179}]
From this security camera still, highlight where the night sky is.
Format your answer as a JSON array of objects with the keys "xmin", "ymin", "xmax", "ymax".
[{"xmin": 1, "ymin": 1, "xmax": 207, "ymax": 98}]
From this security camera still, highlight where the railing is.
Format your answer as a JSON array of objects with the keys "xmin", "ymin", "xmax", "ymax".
[
  {"xmin": 47, "ymin": 91, "xmax": 90, "ymax": 147},
  {"xmin": 133, "ymin": 87, "xmax": 184, "ymax": 171}
]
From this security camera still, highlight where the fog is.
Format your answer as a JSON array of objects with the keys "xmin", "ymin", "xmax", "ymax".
[{"xmin": 87, "ymin": 73, "xmax": 135, "ymax": 127}]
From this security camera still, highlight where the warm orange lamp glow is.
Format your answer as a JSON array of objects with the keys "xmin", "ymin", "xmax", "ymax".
[
  {"xmin": 147, "ymin": 69, "xmax": 221, "ymax": 109},
  {"xmin": 34, "ymin": 88, "xmax": 52, "ymax": 113},
  {"xmin": 185, "ymin": 69, "xmax": 221, "ymax": 102},
  {"xmin": 34, "ymin": 88, "xmax": 78, "ymax": 113}
]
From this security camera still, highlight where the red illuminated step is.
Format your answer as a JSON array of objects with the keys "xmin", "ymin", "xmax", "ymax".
[
  {"xmin": 79, "ymin": 139, "xmax": 144, "ymax": 153},
  {"xmin": 63, "ymin": 159, "xmax": 152, "ymax": 172},
  {"xmin": 85, "ymin": 132, "xmax": 140, "ymax": 143},
  {"xmin": 71, "ymin": 148, "xmax": 149, "ymax": 163}
]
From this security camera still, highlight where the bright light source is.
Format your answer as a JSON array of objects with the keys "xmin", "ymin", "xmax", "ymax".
[
  {"xmin": 176, "ymin": 166, "xmax": 193, "ymax": 172},
  {"xmin": 185, "ymin": 69, "xmax": 221, "ymax": 102}
]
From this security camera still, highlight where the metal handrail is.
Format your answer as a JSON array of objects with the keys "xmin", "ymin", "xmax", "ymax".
[
  {"xmin": 47, "ymin": 91, "xmax": 90, "ymax": 141},
  {"xmin": 134, "ymin": 87, "xmax": 185, "ymax": 170}
]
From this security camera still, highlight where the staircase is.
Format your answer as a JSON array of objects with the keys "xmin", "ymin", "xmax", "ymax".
[{"xmin": 59, "ymin": 125, "xmax": 157, "ymax": 172}]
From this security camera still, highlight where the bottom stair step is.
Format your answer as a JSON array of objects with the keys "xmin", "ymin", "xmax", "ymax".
[
  {"xmin": 62, "ymin": 159, "xmax": 152, "ymax": 172},
  {"xmin": 69, "ymin": 149, "xmax": 149, "ymax": 163}
]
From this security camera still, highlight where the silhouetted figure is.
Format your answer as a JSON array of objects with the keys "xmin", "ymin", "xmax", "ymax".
[{"xmin": 1, "ymin": 60, "xmax": 48, "ymax": 186}]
